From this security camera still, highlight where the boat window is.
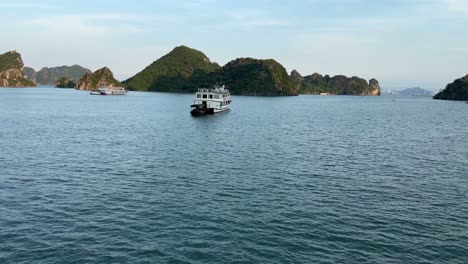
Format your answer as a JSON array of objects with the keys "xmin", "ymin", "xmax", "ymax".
[
  {"xmin": 197, "ymin": 94, "xmax": 201, "ymax": 98},
  {"xmin": 209, "ymin": 94, "xmax": 213, "ymax": 99},
  {"xmin": 214, "ymin": 95, "xmax": 219, "ymax": 99},
  {"xmin": 202, "ymin": 94, "xmax": 207, "ymax": 98}
]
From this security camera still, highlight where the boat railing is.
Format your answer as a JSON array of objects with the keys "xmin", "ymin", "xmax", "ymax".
[
  {"xmin": 98, "ymin": 86, "xmax": 125, "ymax": 91},
  {"xmin": 197, "ymin": 87, "xmax": 230, "ymax": 94}
]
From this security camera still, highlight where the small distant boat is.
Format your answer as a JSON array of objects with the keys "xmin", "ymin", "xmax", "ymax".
[
  {"xmin": 320, "ymin": 93, "xmax": 329, "ymax": 96},
  {"xmin": 190, "ymin": 84, "xmax": 231, "ymax": 116},
  {"xmin": 90, "ymin": 87, "xmax": 126, "ymax": 95}
]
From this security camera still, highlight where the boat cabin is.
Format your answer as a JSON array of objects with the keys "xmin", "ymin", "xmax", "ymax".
[{"xmin": 191, "ymin": 84, "xmax": 231, "ymax": 115}]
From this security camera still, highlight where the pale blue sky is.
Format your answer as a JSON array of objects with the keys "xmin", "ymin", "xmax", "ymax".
[{"xmin": 1, "ymin": 0, "xmax": 467, "ymax": 90}]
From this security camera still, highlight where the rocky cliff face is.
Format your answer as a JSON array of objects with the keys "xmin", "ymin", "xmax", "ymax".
[
  {"xmin": 290, "ymin": 69, "xmax": 303, "ymax": 91},
  {"xmin": 368, "ymin": 78, "xmax": 381, "ymax": 96},
  {"xmin": 77, "ymin": 67, "xmax": 121, "ymax": 90},
  {"xmin": 23, "ymin": 67, "xmax": 36, "ymax": 82},
  {"xmin": 0, "ymin": 51, "xmax": 35, "ymax": 87}
]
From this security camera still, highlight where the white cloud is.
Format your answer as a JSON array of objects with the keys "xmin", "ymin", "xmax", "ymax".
[
  {"xmin": 177, "ymin": 0, "xmax": 216, "ymax": 9},
  {"xmin": 226, "ymin": 9, "xmax": 291, "ymax": 27},
  {"xmin": 452, "ymin": 45, "xmax": 468, "ymax": 52},
  {"xmin": 23, "ymin": 13, "xmax": 162, "ymax": 37},
  {"xmin": 0, "ymin": 2, "xmax": 53, "ymax": 9},
  {"xmin": 446, "ymin": 0, "xmax": 468, "ymax": 12}
]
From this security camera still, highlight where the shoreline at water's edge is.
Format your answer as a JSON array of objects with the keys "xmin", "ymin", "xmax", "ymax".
[
  {"xmin": 117, "ymin": 89, "xmax": 386, "ymax": 97},
  {"xmin": 1, "ymin": 86, "xmax": 387, "ymax": 97}
]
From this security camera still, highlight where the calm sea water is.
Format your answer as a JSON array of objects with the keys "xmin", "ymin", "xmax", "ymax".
[{"xmin": 1, "ymin": 87, "xmax": 467, "ymax": 264}]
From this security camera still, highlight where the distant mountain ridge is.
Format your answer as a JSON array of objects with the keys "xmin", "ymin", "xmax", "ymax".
[
  {"xmin": 0, "ymin": 50, "xmax": 36, "ymax": 87},
  {"xmin": 398, "ymin": 87, "xmax": 432, "ymax": 96},
  {"xmin": 24, "ymin": 65, "xmax": 91, "ymax": 85}
]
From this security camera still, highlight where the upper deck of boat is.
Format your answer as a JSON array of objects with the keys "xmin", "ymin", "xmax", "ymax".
[{"xmin": 197, "ymin": 86, "xmax": 230, "ymax": 94}]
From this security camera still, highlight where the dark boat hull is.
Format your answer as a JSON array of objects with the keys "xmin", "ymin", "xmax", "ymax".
[{"xmin": 190, "ymin": 108, "xmax": 214, "ymax": 116}]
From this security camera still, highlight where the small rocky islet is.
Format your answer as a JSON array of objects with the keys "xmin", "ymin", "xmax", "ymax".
[
  {"xmin": 76, "ymin": 67, "xmax": 122, "ymax": 91},
  {"xmin": 55, "ymin": 77, "xmax": 77, "ymax": 88}
]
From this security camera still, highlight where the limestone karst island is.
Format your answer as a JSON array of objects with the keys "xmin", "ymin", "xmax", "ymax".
[
  {"xmin": 1, "ymin": 47, "xmax": 382, "ymax": 97},
  {"xmin": 1, "ymin": 46, "xmax": 467, "ymax": 101}
]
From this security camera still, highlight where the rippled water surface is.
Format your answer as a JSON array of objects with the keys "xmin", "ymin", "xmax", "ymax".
[{"xmin": 1, "ymin": 87, "xmax": 467, "ymax": 263}]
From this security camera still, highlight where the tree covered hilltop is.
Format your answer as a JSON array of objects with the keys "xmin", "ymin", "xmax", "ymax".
[
  {"xmin": 0, "ymin": 51, "xmax": 36, "ymax": 87},
  {"xmin": 218, "ymin": 57, "xmax": 297, "ymax": 96},
  {"xmin": 433, "ymin": 74, "xmax": 468, "ymax": 101},
  {"xmin": 290, "ymin": 70, "xmax": 380, "ymax": 96},
  {"xmin": 124, "ymin": 45, "xmax": 379, "ymax": 96},
  {"xmin": 124, "ymin": 46, "xmax": 220, "ymax": 93}
]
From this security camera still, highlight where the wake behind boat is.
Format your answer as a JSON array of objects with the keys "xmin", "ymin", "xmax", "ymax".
[
  {"xmin": 90, "ymin": 87, "xmax": 126, "ymax": 95},
  {"xmin": 190, "ymin": 84, "xmax": 231, "ymax": 116}
]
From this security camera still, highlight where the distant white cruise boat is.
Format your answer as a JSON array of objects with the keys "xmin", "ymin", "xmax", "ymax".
[
  {"xmin": 190, "ymin": 84, "xmax": 231, "ymax": 116},
  {"xmin": 90, "ymin": 87, "xmax": 126, "ymax": 95}
]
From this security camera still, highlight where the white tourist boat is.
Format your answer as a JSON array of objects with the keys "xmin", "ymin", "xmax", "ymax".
[
  {"xmin": 90, "ymin": 87, "xmax": 126, "ymax": 95},
  {"xmin": 190, "ymin": 84, "xmax": 231, "ymax": 116}
]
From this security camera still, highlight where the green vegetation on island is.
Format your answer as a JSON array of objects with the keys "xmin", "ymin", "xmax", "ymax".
[
  {"xmin": 3, "ymin": 46, "xmax": 382, "ymax": 96},
  {"xmin": 55, "ymin": 77, "xmax": 76, "ymax": 88},
  {"xmin": 125, "ymin": 46, "xmax": 298, "ymax": 96},
  {"xmin": 24, "ymin": 65, "xmax": 91, "ymax": 85},
  {"xmin": 291, "ymin": 70, "xmax": 380, "ymax": 95},
  {"xmin": 0, "ymin": 50, "xmax": 36, "ymax": 87},
  {"xmin": 124, "ymin": 45, "xmax": 379, "ymax": 96},
  {"xmin": 77, "ymin": 67, "xmax": 122, "ymax": 90},
  {"xmin": 0, "ymin": 51, "xmax": 24, "ymax": 72},
  {"xmin": 219, "ymin": 58, "xmax": 297, "ymax": 96},
  {"xmin": 433, "ymin": 74, "xmax": 468, "ymax": 101},
  {"xmin": 124, "ymin": 45, "xmax": 220, "ymax": 92}
]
